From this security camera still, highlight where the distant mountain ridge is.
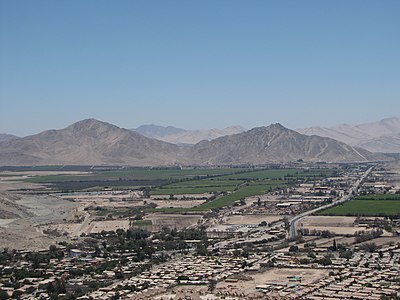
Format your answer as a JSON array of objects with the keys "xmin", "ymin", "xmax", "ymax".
[
  {"xmin": 0, "ymin": 119, "xmax": 390, "ymax": 166},
  {"xmin": 132, "ymin": 124, "xmax": 247, "ymax": 145},
  {"xmin": 134, "ymin": 125, "xmax": 186, "ymax": 139},
  {"xmin": 0, "ymin": 133, "xmax": 19, "ymax": 142},
  {"xmin": 0, "ymin": 119, "xmax": 183, "ymax": 166},
  {"xmin": 298, "ymin": 117, "xmax": 400, "ymax": 153},
  {"xmin": 187, "ymin": 123, "xmax": 386, "ymax": 165}
]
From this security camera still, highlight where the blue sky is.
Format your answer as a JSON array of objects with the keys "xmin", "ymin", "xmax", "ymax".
[{"xmin": 0, "ymin": 1, "xmax": 399, "ymax": 136}]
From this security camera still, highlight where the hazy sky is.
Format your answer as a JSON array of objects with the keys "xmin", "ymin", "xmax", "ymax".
[{"xmin": 0, "ymin": 1, "xmax": 399, "ymax": 136}]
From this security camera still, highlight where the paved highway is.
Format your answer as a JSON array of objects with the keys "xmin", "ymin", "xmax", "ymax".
[{"xmin": 288, "ymin": 165, "xmax": 375, "ymax": 240}]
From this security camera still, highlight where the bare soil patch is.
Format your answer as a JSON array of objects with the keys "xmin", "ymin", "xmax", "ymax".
[
  {"xmin": 0, "ymin": 193, "xmax": 77, "ymax": 250},
  {"xmin": 149, "ymin": 199, "xmax": 206, "ymax": 209},
  {"xmin": 216, "ymin": 268, "xmax": 329, "ymax": 294},
  {"xmin": 300, "ymin": 216, "xmax": 356, "ymax": 227},
  {"xmin": 225, "ymin": 214, "xmax": 284, "ymax": 225},
  {"xmin": 356, "ymin": 236, "xmax": 400, "ymax": 247},
  {"xmin": 144, "ymin": 213, "xmax": 202, "ymax": 230},
  {"xmin": 87, "ymin": 220, "xmax": 130, "ymax": 233}
]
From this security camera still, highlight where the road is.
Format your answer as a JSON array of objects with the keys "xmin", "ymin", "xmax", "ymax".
[
  {"xmin": 72, "ymin": 204, "xmax": 91, "ymax": 236},
  {"xmin": 288, "ymin": 165, "xmax": 375, "ymax": 240}
]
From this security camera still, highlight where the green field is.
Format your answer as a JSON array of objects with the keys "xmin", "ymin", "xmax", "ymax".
[
  {"xmin": 353, "ymin": 194, "xmax": 400, "ymax": 200},
  {"xmin": 150, "ymin": 178, "xmax": 244, "ymax": 195},
  {"xmin": 150, "ymin": 185, "xmax": 238, "ymax": 195},
  {"xmin": 318, "ymin": 194, "xmax": 400, "ymax": 217},
  {"xmin": 193, "ymin": 182, "xmax": 287, "ymax": 211},
  {"xmin": 150, "ymin": 168, "xmax": 337, "ymax": 196},
  {"xmin": 20, "ymin": 167, "xmax": 253, "ymax": 191},
  {"xmin": 17, "ymin": 166, "xmax": 339, "ymax": 211},
  {"xmin": 216, "ymin": 168, "xmax": 338, "ymax": 180},
  {"xmin": 22, "ymin": 168, "xmax": 252, "ymax": 183}
]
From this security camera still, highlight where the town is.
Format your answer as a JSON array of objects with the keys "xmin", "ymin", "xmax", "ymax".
[{"xmin": 0, "ymin": 161, "xmax": 399, "ymax": 299}]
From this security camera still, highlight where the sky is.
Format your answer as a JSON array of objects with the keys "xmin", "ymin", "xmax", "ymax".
[{"xmin": 0, "ymin": 1, "xmax": 399, "ymax": 136}]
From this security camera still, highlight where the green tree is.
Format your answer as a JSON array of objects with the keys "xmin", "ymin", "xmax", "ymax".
[{"xmin": 0, "ymin": 289, "xmax": 10, "ymax": 300}]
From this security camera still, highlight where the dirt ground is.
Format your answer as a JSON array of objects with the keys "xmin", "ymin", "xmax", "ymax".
[
  {"xmin": 59, "ymin": 196, "xmax": 206, "ymax": 210},
  {"xmin": 0, "ymin": 193, "xmax": 77, "ymax": 250},
  {"xmin": 216, "ymin": 268, "xmax": 329, "ymax": 294},
  {"xmin": 225, "ymin": 214, "xmax": 284, "ymax": 225},
  {"xmin": 298, "ymin": 216, "xmax": 367, "ymax": 235},
  {"xmin": 0, "ymin": 171, "xmax": 88, "ymax": 191},
  {"xmin": 148, "ymin": 199, "xmax": 206, "ymax": 209},
  {"xmin": 144, "ymin": 213, "xmax": 202, "ymax": 230},
  {"xmin": 151, "ymin": 193, "xmax": 213, "ymax": 200},
  {"xmin": 87, "ymin": 220, "xmax": 130, "ymax": 233},
  {"xmin": 356, "ymin": 236, "xmax": 400, "ymax": 247},
  {"xmin": 0, "ymin": 171, "xmax": 84, "ymax": 249},
  {"xmin": 0, "ymin": 177, "xmax": 45, "ymax": 191},
  {"xmin": 300, "ymin": 216, "xmax": 357, "ymax": 227}
]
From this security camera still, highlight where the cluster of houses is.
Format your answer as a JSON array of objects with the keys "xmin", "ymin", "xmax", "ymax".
[
  {"xmin": 255, "ymin": 243, "xmax": 400, "ymax": 299},
  {"xmin": 0, "ymin": 248, "xmax": 153, "ymax": 299},
  {"xmin": 78, "ymin": 237, "xmax": 399, "ymax": 300},
  {"xmin": 87, "ymin": 255, "xmax": 251, "ymax": 299}
]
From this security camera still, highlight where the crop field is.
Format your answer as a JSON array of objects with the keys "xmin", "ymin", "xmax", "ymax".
[
  {"xmin": 150, "ymin": 168, "xmax": 338, "ymax": 197},
  {"xmin": 151, "ymin": 178, "xmax": 244, "ymax": 195},
  {"xmin": 216, "ymin": 168, "xmax": 338, "ymax": 180},
  {"xmin": 150, "ymin": 185, "xmax": 238, "ymax": 195},
  {"xmin": 318, "ymin": 194, "xmax": 400, "ymax": 217},
  {"xmin": 192, "ymin": 182, "xmax": 287, "ymax": 211},
  {"xmin": 19, "ymin": 167, "xmax": 252, "ymax": 191},
  {"xmin": 22, "ymin": 168, "xmax": 250, "ymax": 182},
  {"xmin": 14, "ymin": 166, "xmax": 340, "ymax": 211},
  {"xmin": 353, "ymin": 194, "xmax": 400, "ymax": 200}
]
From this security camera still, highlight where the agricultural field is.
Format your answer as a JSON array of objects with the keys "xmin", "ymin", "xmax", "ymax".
[
  {"xmin": 10, "ymin": 166, "xmax": 340, "ymax": 212},
  {"xmin": 301, "ymin": 216, "xmax": 357, "ymax": 227},
  {"xmin": 150, "ymin": 167, "xmax": 339, "ymax": 211},
  {"xmin": 19, "ymin": 167, "xmax": 253, "ymax": 191},
  {"xmin": 353, "ymin": 194, "xmax": 400, "ymax": 200},
  {"xmin": 150, "ymin": 185, "xmax": 238, "ymax": 195},
  {"xmin": 318, "ymin": 194, "xmax": 400, "ymax": 217},
  {"xmin": 192, "ymin": 182, "xmax": 287, "ymax": 211}
]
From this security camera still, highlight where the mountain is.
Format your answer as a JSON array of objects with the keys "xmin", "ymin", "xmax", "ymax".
[
  {"xmin": 298, "ymin": 117, "xmax": 400, "ymax": 153},
  {"xmin": 0, "ymin": 119, "xmax": 183, "ymax": 166},
  {"xmin": 0, "ymin": 119, "xmax": 390, "ymax": 166},
  {"xmin": 132, "ymin": 124, "xmax": 247, "ymax": 145},
  {"xmin": 133, "ymin": 124, "xmax": 186, "ymax": 139},
  {"xmin": 357, "ymin": 133, "xmax": 400, "ymax": 153},
  {"xmin": 0, "ymin": 133, "xmax": 19, "ymax": 142},
  {"xmin": 162, "ymin": 126, "xmax": 247, "ymax": 145},
  {"xmin": 188, "ymin": 123, "xmax": 387, "ymax": 165}
]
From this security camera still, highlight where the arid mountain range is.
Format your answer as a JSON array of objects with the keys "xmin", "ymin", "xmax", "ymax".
[
  {"xmin": 188, "ymin": 123, "xmax": 386, "ymax": 165},
  {"xmin": 133, "ymin": 117, "xmax": 400, "ymax": 153},
  {"xmin": 0, "ymin": 119, "xmax": 183, "ymax": 166},
  {"xmin": 133, "ymin": 124, "xmax": 247, "ymax": 145},
  {"xmin": 298, "ymin": 117, "xmax": 400, "ymax": 153},
  {"xmin": 0, "ymin": 119, "xmax": 390, "ymax": 166},
  {"xmin": 0, "ymin": 134, "xmax": 19, "ymax": 143}
]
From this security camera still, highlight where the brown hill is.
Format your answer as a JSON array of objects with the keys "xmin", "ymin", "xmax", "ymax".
[
  {"xmin": 133, "ymin": 124, "xmax": 247, "ymax": 145},
  {"xmin": 0, "ymin": 120, "xmax": 390, "ymax": 166},
  {"xmin": 0, "ymin": 119, "xmax": 183, "ymax": 166},
  {"xmin": 188, "ymin": 123, "xmax": 388, "ymax": 165},
  {"xmin": 0, "ymin": 133, "xmax": 19, "ymax": 142},
  {"xmin": 298, "ymin": 117, "xmax": 400, "ymax": 153}
]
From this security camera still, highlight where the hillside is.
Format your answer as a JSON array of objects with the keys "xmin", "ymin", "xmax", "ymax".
[
  {"xmin": 298, "ymin": 117, "xmax": 400, "ymax": 153},
  {"xmin": 133, "ymin": 124, "xmax": 186, "ymax": 139},
  {"xmin": 188, "ymin": 124, "xmax": 387, "ymax": 165},
  {"xmin": 0, "ymin": 133, "xmax": 19, "ymax": 142},
  {"xmin": 0, "ymin": 119, "xmax": 183, "ymax": 166},
  {"xmin": 0, "ymin": 119, "xmax": 390, "ymax": 166},
  {"xmin": 133, "ymin": 124, "xmax": 246, "ymax": 145}
]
